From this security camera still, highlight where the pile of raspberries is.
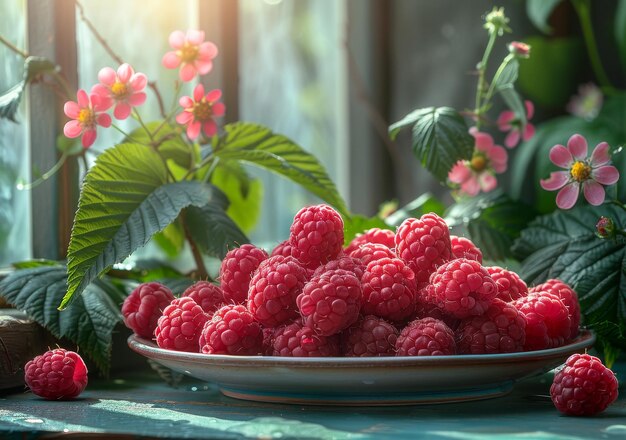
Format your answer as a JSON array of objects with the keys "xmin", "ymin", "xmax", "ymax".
[{"xmin": 122, "ymin": 204, "xmax": 583, "ymax": 358}]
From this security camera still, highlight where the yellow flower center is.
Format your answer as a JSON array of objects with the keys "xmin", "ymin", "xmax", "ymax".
[
  {"xmin": 178, "ymin": 43, "xmax": 199, "ymax": 63},
  {"xmin": 470, "ymin": 155, "xmax": 487, "ymax": 172},
  {"xmin": 570, "ymin": 161, "xmax": 591, "ymax": 182},
  {"xmin": 193, "ymin": 98, "xmax": 213, "ymax": 121},
  {"xmin": 77, "ymin": 108, "xmax": 95, "ymax": 127},
  {"xmin": 110, "ymin": 81, "xmax": 129, "ymax": 98}
]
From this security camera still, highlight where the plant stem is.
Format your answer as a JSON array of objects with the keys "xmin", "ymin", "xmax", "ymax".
[
  {"xmin": 148, "ymin": 81, "xmax": 167, "ymax": 119},
  {"xmin": 484, "ymin": 53, "xmax": 514, "ymax": 105},
  {"xmin": 180, "ymin": 210, "xmax": 209, "ymax": 280},
  {"xmin": 17, "ymin": 153, "xmax": 68, "ymax": 190},
  {"xmin": 76, "ymin": 1, "xmax": 124, "ymax": 65},
  {"xmin": 474, "ymin": 32, "xmax": 498, "ymax": 129},
  {"xmin": 0, "ymin": 33, "xmax": 28, "ymax": 58},
  {"xmin": 571, "ymin": 0, "xmax": 616, "ymax": 94},
  {"xmin": 133, "ymin": 109, "xmax": 155, "ymax": 143},
  {"xmin": 610, "ymin": 199, "xmax": 626, "ymax": 211}
]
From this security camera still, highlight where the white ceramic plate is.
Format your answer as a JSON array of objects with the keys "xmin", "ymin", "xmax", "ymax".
[{"xmin": 128, "ymin": 330, "xmax": 595, "ymax": 406}]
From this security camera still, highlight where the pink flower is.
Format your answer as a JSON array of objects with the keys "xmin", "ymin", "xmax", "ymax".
[
  {"xmin": 508, "ymin": 41, "xmax": 530, "ymax": 58},
  {"xmin": 162, "ymin": 30, "xmax": 218, "ymax": 82},
  {"xmin": 540, "ymin": 134, "xmax": 620, "ymax": 209},
  {"xmin": 448, "ymin": 128, "xmax": 508, "ymax": 196},
  {"xmin": 566, "ymin": 83, "xmax": 603, "ymax": 121},
  {"xmin": 91, "ymin": 63, "xmax": 147, "ymax": 120},
  {"xmin": 497, "ymin": 100, "xmax": 535, "ymax": 148},
  {"xmin": 63, "ymin": 89, "xmax": 111, "ymax": 149},
  {"xmin": 175, "ymin": 84, "xmax": 225, "ymax": 139}
]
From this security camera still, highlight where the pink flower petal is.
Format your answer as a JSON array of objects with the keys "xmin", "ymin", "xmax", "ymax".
[
  {"xmin": 113, "ymin": 102, "xmax": 131, "ymax": 120},
  {"xmin": 179, "ymin": 96, "xmax": 194, "ymax": 108},
  {"xmin": 202, "ymin": 120, "xmax": 217, "ymax": 137},
  {"xmin": 169, "ymin": 30, "xmax": 186, "ymax": 49},
  {"xmin": 198, "ymin": 41, "xmax": 218, "ymax": 59},
  {"xmin": 64, "ymin": 120, "xmax": 83, "ymax": 138},
  {"xmin": 583, "ymin": 180, "xmax": 605, "ymax": 206},
  {"xmin": 195, "ymin": 59, "xmax": 213, "ymax": 75},
  {"xmin": 212, "ymin": 102, "xmax": 225, "ymax": 117},
  {"xmin": 206, "ymin": 89, "xmax": 222, "ymax": 102},
  {"xmin": 130, "ymin": 73, "xmax": 147, "ymax": 91},
  {"xmin": 567, "ymin": 134, "xmax": 588, "ymax": 160},
  {"xmin": 193, "ymin": 83, "xmax": 205, "ymax": 102},
  {"xmin": 176, "ymin": 111, "xmax": 194, "ymax": 124},
  {"xmin": 186, "ymin": 120, "xmax": 201, "ymax": 140},
  {"xmin": 90, "ymin": 83, "xmax": 109, "ymax": 97},
  {"xmin": 97, "ymin": 113, "xmax": 111, "ymax": 128},
  {"xmin": 81, "ymin": 129, "xmax": 97, "ymax": 148},
  {"xmin": 448, "ymin": 161, "xmax": 471, "ymax": 183},
  {"xmin": 504, "ymin": 130, "xmax": 520, "ymax": 148},
  {"xmin": 472, "ymin": 130, "xmax": 495, "ymax": 151},
  {"xmin": 556, "ymin": 183, "xmax": 580, "ymax": 209},
  {"xmin": 592, "ymin": 165, "xmax": 620, "ymax": 186},
  {"xmin": 162, "ymin": 51, "xmax": 181, "ymax": 69},
  {"xmin": 77, "ymin": 89, "xmax": 89, "ymax": 108},
  {"xmin": 590, "ymin": 142, "xmax": 610, "ymax": 166},
  {"xmin": 540, "ymin": 171, "xmax": 569, "ymax": 191},
  {"xmin": 117, "ymin": 63, "xmax": 133, "ymax": 83},
  {"xmin": 497, "ymin": 110, "xmax": 514, "ymax": 131},
  {"xmin": 186, "ymin": 30, "xmax": 205, "ymax": 46},
  {"xmin": 97, "ymin": 67, "xmax": 116, "ymax": 86},
  {"xmin": 522, "ymin": 122, "xmax": 535, "ymax": 142},
  {"xmin": 525, "ymin": 100, "xmax": 534, "ymax": 119},
  {"xmin": 91, "ymin": 94, "xmax": 111, "ymax": 112},
  {"xmin": 489, "ymin": 145, "xmax": 508, "ymax": 173},
  {"xmin": 549, "ymin": 145, "xmax": 573, "ymax": 168},
  {"xmin": 479, "ymin": 172, "xmax": 497, "ymax": 192},
  {"xmin": 460, "ymin": 176, "xmax": 480, "ymax": 196},
  {"xmin": 179, "ymin": 63, "xmax": 197, "ymax": 82},
  {"xmin": 64, "ymin": 101, "xmax": 80, "ymax": 118},
  {"xmin": 128, "ymin": 92, "xmax": 146, "ymax": 106}
]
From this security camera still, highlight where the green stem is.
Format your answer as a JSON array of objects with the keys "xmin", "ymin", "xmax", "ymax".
[
  {"xmin": 49, "ymin": 71, "xmax": 74, "ymax": 101},
  {"xmin": 474, "ymin": 32, "xmax": 498, "ymax": 129},
  {"xmin": 180, "ymin": 210, "xmax": 209, "ymax": 280},
  {"xmin": 133, "ymin": 109, "xmax": 155, "ymax": 143},
  {"xmin": 609, "ymin": 199, "xmax": 626, "ymax": 211},
  {"xmin": 571, "ymin": 0, "xmax": 616, "ymax": 94},
  {"xmin": 17, "ymin": 153, "xmax": 68, "ymax": 190},
  {"xmin": 110, "ymin": 123, "xmax": 134, "ymax": 140},
  {"xmin": 201, "ymin": 157, "xmax": 220, "ymax": 183},
  {"xmin": 0, "ymin": 33, "xmax": 28, "ymax": 58},
  {"xmin": 484, "ymin": 53, "xmax": 514, "ymax": 105}
]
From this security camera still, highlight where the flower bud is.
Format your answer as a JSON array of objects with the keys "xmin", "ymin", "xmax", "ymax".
[
  {"xmin": 508, "ymin": 41, "xmax": 530, "ymax": 58},
  {"xmin": 596, "ymin": 216, "xmax": 615, "ymax": 239},
  {"xmin": 484, "ymin": 7, "xmax": 511, "ymax": 36}
]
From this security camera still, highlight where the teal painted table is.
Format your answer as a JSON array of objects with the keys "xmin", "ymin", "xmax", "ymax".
[{"xmin": 0, "ymin": 366, "xmax": 624, "ymax": 440}]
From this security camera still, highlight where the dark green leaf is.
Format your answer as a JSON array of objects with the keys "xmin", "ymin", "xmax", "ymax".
[
  {"xmin": 125, "ymin": 122, "xmax": 195, "ymax": 169},
  {"xmin": 493, "ymin": 58, "xmax": 519, "ymax": 89},
  {"xmin": 526, "ymin": 0, "xmax": 562, "ymax": 34},
  {"xmin": 0, "ymin": 265, "xmax": 122, "ymax": 373},
  {"xmin": 388, "ymin": 109, "xmax": 423, "ymax": 140},
  {"xmin": 385, "ymin": 193, "xmax": 446, "ymax": 227},
  {"xmin": 343, "ymin": 215, "xmax": 393, "ymax": 246},
  {"xmin": 616, "ymin": 0, "xmax": 626, "ymax": 73},
  {"xmin": 214, "ymin": 122, "xmax": 349, "ymax": 217},
  {"xmin": 64, "ymin": 143, "xmax": 213, "ymax": 309},
  {"xmin": 12, "ymin": 259, "xmax": 60, "ymax": 269}
]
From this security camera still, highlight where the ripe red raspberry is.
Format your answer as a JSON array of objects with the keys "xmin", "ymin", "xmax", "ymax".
[
  {"xmin": 220, "ymin": 244, "xmax": 269, "ymax": 304},
  {"xmin": 289, "ymin": 204, "xmax": 344, "ymax": 269},
  {"xmin": 155, "ymin": 297, "xmax": 209, "ymax": 352},
  {"xmin": 395, "ymin": 214, "xmax": 452, "ymax": 283},
  {"xmin": 341, "ymin": 315, "xmax": 398, "ymax": 357},
  {"xmin": 248, "ymin": 255, "xmax": 308, "ymax": 327},
  {"xmin": 551, "ymin": 354, "xmax": 619, "ymax": 416},
  {"xmin": 24, "ymin": 349, "xmax": 88, "ymax": 400},
  {"xmin": 345, "ymin": 228, "xmax": 395, "ymax": 254},
  {"xmin": 199, "ymin": 304, "xmax": 263, "ymax": 355},
  {"xmin": 270, "ymin": 239, "xmax": 293, "ymax": 257},
  {"xmin": 531, "ymin": 279, "xmax": 580, "ymax": 339},
  {"xmin": 361, "ymin": 257, "xmax": 416, "ymax": 322},
  {"xmin": 395, "ymin": 317, "xmax": 456, "ymax": 356},
  {"xmin": 181, "ymin": 281, "xmax": 224, "ymax": 314},
  {"xmin": 414, "ymin": 300, "xmax": 460, "ymax": 331},
  {"xmin": 122, "ymin": 282, "xmax": 175, "ymax": 338},
  {"xmin": 512, "ymin": 292, "xmax": 571, "ymax": 351},
  {"xmin": 297, "ymin": 269, "xmax": 362, "ymax": 336},
  {"xmin": 456, "ymin": 298, "xmax": 526, "ymax": 354},
  {"xmin": 425, "ymin": 258, "xmax": 498, "ymax": 319},
  {"xmin": 487, "ymin": 266, "xmax": 528, "ymax": 302},
  {"xmin": 271, "ymin": 321, "xmax": 340, "ymax": 357},
  {"xmin": 450, "ymin": 235, "xmax": 483, "ymax": 263},
  {"xmin": 348, "ymin": 243, "xmax": 396, "ymax": 266},
  {"xmin": 312, "ymin": 255, "xmax": 365, "ymax": 280}
]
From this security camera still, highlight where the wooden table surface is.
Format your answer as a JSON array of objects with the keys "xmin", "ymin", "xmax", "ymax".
[{"xmin": 0, "ymin": 364, "xmax": 624, "ymax": 440}]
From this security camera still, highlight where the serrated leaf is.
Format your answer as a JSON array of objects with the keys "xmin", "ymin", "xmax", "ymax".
[
  {"xmin": 343, "ymin": 215, "xmax": 393, "ymax": 246},
  {"xmin": 185, "ymin": 202, "xmax": 249, "ymax": 259},
  {"xmin": 0, "ymin": 265, "xmax": 122, "ymax": 374},
  {"xmin": 125, "ymin": 122, "xmax": 194, "ymax": 168},
  {"xmin": 385, "ymin": 193, "xmax": 446, "ymax": 227},
  {"xmin": 526, "ymin": 0, "xmax": 562, "ymax": 34},
  {"xmin": 214, "ymin": 122, "xmax": 349, "ymax": 217},
  {"xmin": 211, "ymin": 165, "xmax": 263, "ymax": 233},
  {"xmin": 64, "ymin": 143, "xmax": 213, "ymax": 309},
  {"xmin": 12, "ymin": 259, "xmax": 60, "ymax": 269}
]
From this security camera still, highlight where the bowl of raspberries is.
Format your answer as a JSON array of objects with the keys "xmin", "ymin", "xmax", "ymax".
[{"xmin": 126, "ymin": 204, "xmax": 595, "ymax": 405}]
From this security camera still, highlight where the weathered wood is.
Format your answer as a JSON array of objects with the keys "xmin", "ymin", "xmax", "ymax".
[{"xmin": 0, "ymin": 310, "xmax": 45, "ymax": 390}]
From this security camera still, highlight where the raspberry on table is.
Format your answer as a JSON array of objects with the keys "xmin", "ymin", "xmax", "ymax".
[
  {"xmin": 220, "ymin": 244, "xmax": 269, "ymax": 304},
  {"xmin": 361, "ymin": 257, "xmax": 417, "ymax": 322},
  {"xmin": 271, "ymin": 321, "xmax": 341, "ymax": 357},
  {"xmin": 341, "ymin": 315, "xmax": 398, "ymax": 357},
  {"xmin": 344, "ymin": 228, "xmax": 395, "ymax": 254},
  {"xmin": 450, "ymin": 235, "xmax": 483, "ymax": 263},
  {"xmin": 456, "ymin": 298, "xmax": 526, "ymax": 354},
  {"xmin": 512, "ymin": 291, "xmax": 571, "ymax": 351},
  {"xmin": 248, "ymin": 255, "xmax": 308, "ymax": 328},
  {"xmin": 270, "ymin": 239, "xmax": 293, "ymax": 258},
  {"xmin": 289, "ymin": 204, "xmax": 344, "ymax": 269},
  {"xmin": 413, "ymin": 299, "xmax": 460, "ymax": 331},
  {"xmin": 24, "ymin": 349, "xmax": 88, "ymax": 400},
  {"xmin": 395, "ymin": 213, "xmax": 452, "ymax": 283},
  {"xmin": 181, "ymin": 281, "xmax": 224, "ymax": 314},
  {"xmin": 531, "ymin": 279, "xmax": 580, "ymax": 339},
  {"xmin": 199, "ymin": 304, "xmax": 263, "ymax": 355},
  {"xmin": 551, "ymin": 353, "xmax": 619, "ymax": 416},
  {"xmin": 313, "ymin": 255, "xmax": 365, "ymax": 280},
  {"xmin": 155, "ymin": 297, "xmax": 209, "ymax": 352},
  {"xmin": 425, "ymin": 258, "xmax": 498, "ymax": 319},
  {"xmin": 122, "ymin": 282, "xmax": 175, "ymax": 339},
  {"xmin": 487, "ymin": 266, "xmax": 528, "ymax": 303},
  {"xmin": 395, "ymin": 317, "xmax": 456, "ymax": 356},
  {"xmin": 348, "ymin": 243, "xmax": 397, "ymax": 266},
  {"xmin": 297, "ymin": 269, "xmax": 362, "ymax": 336}
]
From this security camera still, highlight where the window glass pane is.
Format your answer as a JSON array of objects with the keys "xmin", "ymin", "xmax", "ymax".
[
  {"xmin": 239, "ymin": 0, "xmax": 348, "ymax": 248},
  {"xmin": 0, "ymin": 0, "xmax": 31, "ymax": 266}
]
